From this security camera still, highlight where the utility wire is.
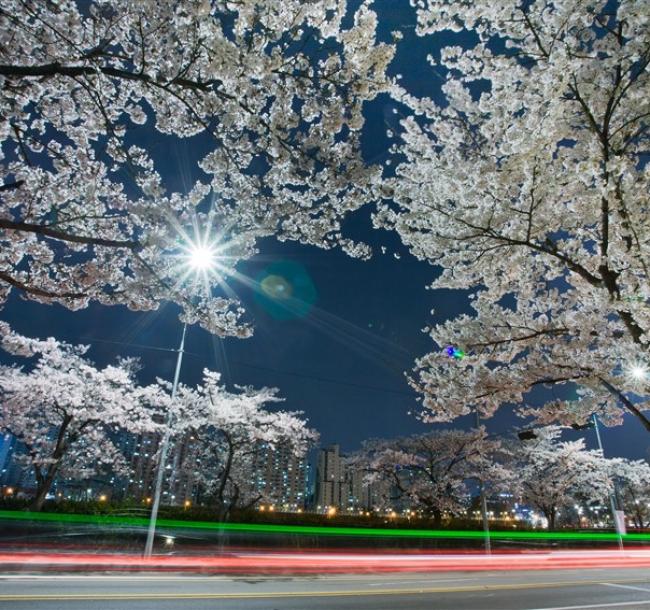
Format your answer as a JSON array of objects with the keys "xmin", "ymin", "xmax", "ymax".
[{"xmin": 79, "ymin": 335, "xmax": 419, "ymax": 397}]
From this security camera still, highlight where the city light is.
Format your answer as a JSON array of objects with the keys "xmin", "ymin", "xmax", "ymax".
[
  {"xmin": 188, "ymin": 244, "xmax": 217, "ymax": 271},
  {"xmin": 629, "ymin": 364, "xmax": 648, "ymax": 381},
  {"xmin": 174, "ymin": 226, "xmax": 228, "ymax": 287}
]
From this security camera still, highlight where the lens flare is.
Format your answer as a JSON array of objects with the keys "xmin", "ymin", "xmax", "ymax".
[
  {"xmin": 255, "ymin": 261, "xmax": 316, "ymax": 320},
  {"xmin": 445, "ymin": 346, "xmax": 465, "ymax": 360}
]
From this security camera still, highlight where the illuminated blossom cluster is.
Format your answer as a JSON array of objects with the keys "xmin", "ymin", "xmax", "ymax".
[
  {"xmin": 0, "ymin": 323, "xmax": 166, "ymax": 510},
  {"xmin": 167, "ymin": 369, "xmax": 318, "ymax": 518},
  {"xmin": 0, "ymin": 0, "xmax": 393, "ymax": 336},
  {"xmin": 380, "ymin": 0, "xmax": 650, "ymax": 431},
  {"xmin": 513, "ymin": 427, "xmax": 614, "ymax": 529},
  {"xmin": 350, "ymin": 428, "xmax": 508, "ymax": 524}
]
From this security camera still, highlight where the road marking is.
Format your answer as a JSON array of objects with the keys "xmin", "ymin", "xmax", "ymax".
[
  {"xmin": 368, "ymin": 577, "xmax": 476, "ymax": 586},
  {"xmin": 525, "ymin": 602, "xmax": 650, "ymax": 610},
  {"xmin": 601, "ymin": 582, "xmax": 650, "ymax": 593},
  {"xmin": 0, "ymin": 577, "xmax": 648, "ymax": 602}
]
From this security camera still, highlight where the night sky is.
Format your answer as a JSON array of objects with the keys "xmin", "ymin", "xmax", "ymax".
[{"xmin": 1, "ymin": 1, "xmax": 647, "ymax": 460}]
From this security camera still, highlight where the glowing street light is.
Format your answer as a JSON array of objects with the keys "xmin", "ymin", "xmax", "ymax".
[
  {"xmin": 629, "ymin": 364, "xmax": 647, "ymax": 381},
  {"xmin": 188, "ymin": 244, "xmax": 218, "ymax": 271}
]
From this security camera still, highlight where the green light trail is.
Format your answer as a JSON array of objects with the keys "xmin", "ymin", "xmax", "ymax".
[{"xmin": 1, "ymin": 510, "xmax": 649, "ymax": 542}]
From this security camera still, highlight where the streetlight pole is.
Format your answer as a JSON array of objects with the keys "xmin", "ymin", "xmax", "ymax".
[
  {"xmin": 141, "ymin": 238, "xmax": 221, "ymax": 557},
  {"xmin": 144, "ymin": 323, "xmax": 187, "ymax": 558},
  {"xmin": 475, "ymin": 409, "xmax": 491, "ymax": 555},
  {"xmin": 592, "ymin": 413, "xmax": 624, "ymax": 551}
]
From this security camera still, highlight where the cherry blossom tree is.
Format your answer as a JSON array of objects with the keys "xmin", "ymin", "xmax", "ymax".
[
  {"xmin": 350, "ymin": 428, "xmax": 506, "ymax": 525},
  {"xmin": 514, "ymin": 427, "xmax": 613, "ymax": 529},
  {"xmin": 610, "ymin": 458, "xmax": 650, "ymax": 529},
  {"xmin": 0, "ymin": 323, "xmax": 165, "ymax": 510},
  {"xmin": 0, "ymin": 0, "xmax": 394, "ymax": 336},
  {"xmin": 170, "ymin": 369, "xmax": 317, "ymax": 519},
  {"xmin": 380, "ymin": 1, "xmax": 650, "ymax": 431}
]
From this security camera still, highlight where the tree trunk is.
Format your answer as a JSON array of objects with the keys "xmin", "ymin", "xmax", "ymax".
[
  {"xmin": 29, "ymin": 464, "xmax": 60, "ymax": 511},
  {"xmin": 544, "ymin": 507, "xmax": 557, "ymax": 530},
  {"xmin": 28, "ymin": 414, "xmax": 73, "ymax": 511},
  {"xmin": 213, "ymin": 434, "xmax": 234, "ymax": 521},
  {"xmin": 216, "ymin": 501, "xmax": 230, "ymax": 522},
  {"xmin": 430, "ymin": 508, "xmax": 442, "ymax": 528}
]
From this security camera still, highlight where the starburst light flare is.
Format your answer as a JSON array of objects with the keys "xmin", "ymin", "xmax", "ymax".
[
  {"xmin": 628, "ymin": 364, "xmax": 648, "ymax": 382},
  {"xmin": 189, "ymin": 245, "xmax": 217, "ymax": 271}
]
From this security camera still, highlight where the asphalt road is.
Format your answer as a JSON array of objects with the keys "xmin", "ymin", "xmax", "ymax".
[{"xmin": 1, "ymin": 568, "xmax": 650, "ymax": 610}]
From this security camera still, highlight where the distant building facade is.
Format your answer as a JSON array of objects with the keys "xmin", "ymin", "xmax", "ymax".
[
  {"xmin": 252, "ymin": 442, "xmax": 309, "ymax": 511},
  {"xmin": 314, "ymin": 444, "xmax": 386, "ymax": 513},
  {"xmin": 314, "ymin": 444, "xmax": 344, "ymax": 510}
]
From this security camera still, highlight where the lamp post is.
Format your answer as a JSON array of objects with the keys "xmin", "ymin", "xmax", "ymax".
[
  {"xmin": 591, "ymin": 413, "xmax": 624, "ymax": 551},
  {"xmin": 475, "ymin": 409, "xmax": 491, "ymax": 555},
  {"xmin": 143, "ymin": 243, "xmax": 219, "ymax": 558}
]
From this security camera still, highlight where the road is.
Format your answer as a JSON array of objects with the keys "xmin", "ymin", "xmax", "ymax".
[{"xmin": 1, "ymin": 568, "xmax": 650, "ymax": 609}]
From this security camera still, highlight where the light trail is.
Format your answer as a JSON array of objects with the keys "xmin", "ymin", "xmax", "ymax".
[{"xmin": 1, "ymin": 550, "xmax": 650, "ymax": 574}]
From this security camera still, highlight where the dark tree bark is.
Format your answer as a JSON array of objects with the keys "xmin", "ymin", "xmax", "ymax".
[
  {"xmin": 542, "ymin": 506, "xmax": 557, "ymax": 531},
  {"xmin": 28, "ymin": 414, "xmax": 74, "ymax": 511}
]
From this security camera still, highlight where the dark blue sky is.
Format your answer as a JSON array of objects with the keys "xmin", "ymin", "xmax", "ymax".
[{"xmin": 1, "ymin": 0, "xmax": 647, "ymax": 460}]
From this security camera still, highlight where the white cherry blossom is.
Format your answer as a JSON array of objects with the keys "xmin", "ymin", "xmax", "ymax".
[
  {"xmin": 0, "ymin": 0, "xmax": 394, "ymax": 336},
  {"xmin": 0, "ymin": 323, "xmax": 166, "ymax": 510},
  {"xmin": 383, "ymin": 0, "xmax": 650, "ymax": 431}
]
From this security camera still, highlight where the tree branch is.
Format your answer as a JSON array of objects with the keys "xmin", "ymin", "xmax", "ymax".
[
  {"xmin": 0, "ymin": 218, "xmax": 140, "ymax": 249},
  {"xmin": 599, "ymin": 378, "xmax": 650, "ymax": 432},
  {"xmin": 0, "ymin": 270, "xmax": 88, "ymax": 300}
]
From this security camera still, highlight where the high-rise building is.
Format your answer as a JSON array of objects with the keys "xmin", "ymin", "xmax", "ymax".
[
  {"xmin": 114, "ymin": 431, "xmax": 201, "ymax": 506},
  {"xmin": 0, "ymin": 434, "xmax": 32, "ymax": 492},
  {"xmin": 252, "ymin": 442, "xmax": 309, "ymax": 511},
  {"xmin": 314, "ymin": 444, "xmax": 344, "ymax": 510},
  {"xmin": 0, "ymin": 433, "xmax": 16, "ymax": 487},
  {"xmin": 112, "ymin": 431, "xmax": 159, "ymax": 502},
  {"xmin": 341, "ymin": 462, "xmax": 391, "ymax": 513},
  {"xmin": 313, "ymin": 444, "xmax": 390, "ymax": 513},
  {"xmin": 341, "ymin": 467, "xmax": 369, "ymax": 512}
]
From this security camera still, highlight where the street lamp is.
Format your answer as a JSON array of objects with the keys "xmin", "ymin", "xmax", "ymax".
[
  {"xmin": 143, "ymin": 242, "xmax": 219, "ymax": 558},
  {"xmin": 188, "ymin": 244, "xmax": 219, "ymax": 271},
  {"xmin": 629, "ymin": 364, "xmax": 647, "ymax": 381},
  {"xmin": 591, "ymin": 413, "xmax": 624, "ymax": 551},
  {"xmin": 626, "ymin": 362, "xmax": 648, "ymax": 389},
  {"xmin": 474, "ymin": 409, "xmax": 491, "ymax": 555},
  {"xmin": 630, "ymin": 365, "xmax": 647, "ymax": 380}
]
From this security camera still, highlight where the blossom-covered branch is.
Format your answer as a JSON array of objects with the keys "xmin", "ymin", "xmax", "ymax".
[
  {"xmin": 382, "ymin": 0, "xmax": 650, "ymax": 430},
  {"xmin": 0, "ymin": 0, "xmax": 394, "ymax": 335}
]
